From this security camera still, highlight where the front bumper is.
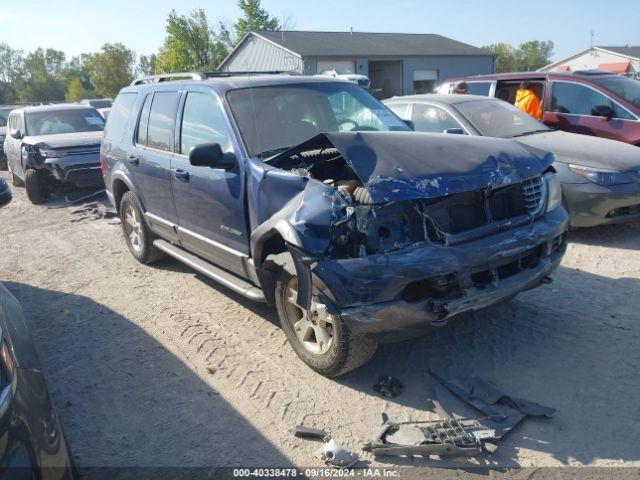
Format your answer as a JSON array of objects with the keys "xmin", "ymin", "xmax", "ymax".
[
  {"xmin": 563, "ymin": 181, "xmax": 640, "ymax": 228},
  {"xmin": 42, "ymin": 154, "xmax": 103, "ymax": 188},
  {"xmin": 312, "ymin": 208, "xmax": 568, "ymax": 334}
]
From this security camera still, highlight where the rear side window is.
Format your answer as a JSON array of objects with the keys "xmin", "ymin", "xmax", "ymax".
[
  {"xmin": 466, "ymin": 82, "xmax": 491, "ymax": 96},
  {"xmin": 180, "ymin": 92, "xmax": 231, "ymax": 154},
  {"xmin": 104, "ymin": 92, "xmax": 137, "ymax": 142},
  {"xmin": 136, "ymin": 94, "xmax": 153, "ymax": 145},
  {"xmin": 386, "ymin": 103, "xmax": 410, "ymax": 119},
  {"xmin": 147, "ymin": 91, "xmax": 180, "ymax": 151},
  {"xmin": 551, "ymin": 82, "xmax": 634, "ymax": 120}
]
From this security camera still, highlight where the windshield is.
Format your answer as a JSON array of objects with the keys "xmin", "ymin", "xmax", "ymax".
[
  {"xmin": 590, "ymin": 75, "xmax": 640, "ymax": 109},
  {"xmin": 25, "ymin": 108, "xmax": 105, "ymax": 136},
  {"xmin": 0, "ymin": 108, "xmax": 12, "ymax": 127},
  {"xmin": 226, "ymin": 82, "xmax": 409, "ymax": 158},
  {"xmin": 454, "ymin": 99, "xmax": 550, "ymax": 138}
]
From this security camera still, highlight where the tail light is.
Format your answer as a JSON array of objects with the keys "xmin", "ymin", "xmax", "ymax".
[{"xmin": 99, "ymin": 151, "xmax": 106, "ymax": 175}]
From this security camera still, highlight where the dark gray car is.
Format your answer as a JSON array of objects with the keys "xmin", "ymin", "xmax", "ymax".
[
  {"xmin": 3, "ymin": 104, "xmax": 105, "ymax": 204},
  {"xmin": 384, "ymin": 94, "xmax": 640, "ymax": 228}
]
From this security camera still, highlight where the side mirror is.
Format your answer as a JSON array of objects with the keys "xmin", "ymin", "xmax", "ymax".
[
  {"xmin": 9, "ymin": 129, "xmax": 23, "ymax": 139},
  {"xmin": 443, "ymin": 128, "xmax": 465, "ymax": 135},
  {"xmin": 189, "ymin": 143, "xmax": 236, "ymax": 170},
  {"xmin": 591, "ymin": 104, "xmax": 614, "ymax": 120},
  {"xmin": 403, "ymin": 119, "xmax": 415, "ymax": 130}
]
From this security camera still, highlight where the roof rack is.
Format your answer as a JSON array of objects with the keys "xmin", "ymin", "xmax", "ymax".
[{"xmin": 130, "ymin": 70, "xmax": 296, "ymax": 86}]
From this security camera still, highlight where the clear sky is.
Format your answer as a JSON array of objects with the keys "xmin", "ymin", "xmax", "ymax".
[{"xmin": 1, "ymin": 0, "xmax": 639, "ymax": 61}]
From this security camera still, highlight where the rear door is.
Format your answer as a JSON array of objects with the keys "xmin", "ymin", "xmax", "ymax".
[
  {"xmin": 544, "ymin": 80, "xmax": 638, "ymax": 142},
  {"xmin": 171, "ymin": 89, "xmax": 249, "ymax": 276},
  {"xmin": 130, "ymin": 90, "xmax": 180, "ymax": 240}
]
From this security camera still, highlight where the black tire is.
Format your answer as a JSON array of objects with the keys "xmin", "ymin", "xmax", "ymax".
[
  {"xmin": 0, "ymin": 156, "xmax": 7, "ymax": 171},
  {"xmin": 354, "ymin": 186, "xmax": 373, "ymax": 205},
  {"xmin": 119, "ymin": 191, "xmax": 165, "ymax": 265},
  {"xmin": 25, "ymin": 169, "xmax": 45, "ymax": 204},
  {"xmin": 274, "ymin": 260, "xmax": 377, "ymax": 376}
]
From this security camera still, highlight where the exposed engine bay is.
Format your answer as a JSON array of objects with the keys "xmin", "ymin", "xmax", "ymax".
[{"xmin": 267, "ymin": 133, "xmax": 550, "ymax": 259}]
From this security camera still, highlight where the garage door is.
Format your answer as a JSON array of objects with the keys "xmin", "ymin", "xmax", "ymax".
[{"xmin": 317, "ymin": 60, "xmax": 356, "ymax": 74}]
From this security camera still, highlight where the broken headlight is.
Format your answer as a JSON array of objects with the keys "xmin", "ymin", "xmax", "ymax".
[
  {"xmin": 568, "ymin": 164, "xmax": 633, "ymax": 186},
  {"xmin": 545, "ymin": 173, "xmax": 562, "ymax": 213},
  {"xmin": 37, "ymin": 147, "xmax": 64, "ymax": 158}
]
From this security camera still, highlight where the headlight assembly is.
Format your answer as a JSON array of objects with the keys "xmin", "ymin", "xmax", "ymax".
[
  {"xmin": 568, "ymin": 164, "xmax": 633, "ymax": 186},
  {"xmin": 544, "ymin": 173, "xmax": 562, "ymax": 213},
  {"xmin": 37, "ymin": 147, "xmax": 64, "ymax": 158}
]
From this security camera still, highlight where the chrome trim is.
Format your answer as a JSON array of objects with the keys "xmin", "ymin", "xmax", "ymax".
[
  {"xmin": 177, "ymin": 226, "xmax": 246, "ymax": 258},
  {"xmin": 144, "ymin": 212, "xmax": 176, "ymax": 229}
]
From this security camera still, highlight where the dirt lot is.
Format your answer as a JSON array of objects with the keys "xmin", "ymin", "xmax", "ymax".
[{"xmin": 1, "ymin": 170, "xmax": 639, "ymax": 470}]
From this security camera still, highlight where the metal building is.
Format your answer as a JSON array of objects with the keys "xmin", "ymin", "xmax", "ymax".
[{"xmin": 219, "ymin": 31, "xmax": 494, "ymax": 98}]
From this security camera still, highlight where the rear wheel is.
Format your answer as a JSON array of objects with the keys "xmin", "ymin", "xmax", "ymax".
[
  {"xmin": 25, "ymin": 169, "xmax": 46, "ymax": 204},
  {"xmin": 119, "ymin": 191, "xmax": 165, "ymax": 264},
  {"xmin": 274, "ymin": 260, "xmax": 377, "ymax": 376}
]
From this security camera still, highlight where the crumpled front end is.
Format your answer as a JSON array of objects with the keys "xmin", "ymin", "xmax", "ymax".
[{"xmin": 254, "ymin": 131, "xmax": 568, "ymax": 334}]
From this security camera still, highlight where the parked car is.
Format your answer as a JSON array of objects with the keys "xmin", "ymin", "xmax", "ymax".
[
  {"xmin": 0, "ymin": 198, "xmax": 76, "ymax": 479},
  {"xmin": 317, "ymin": 68, "xmax": 371, "ymax": 89},
  {"xmin": 101, "ymin": 72, "xmax": 568, "ymax": 376},
  {"xmin": 3, "ymin": 104, "xmax": 105, "ymax": 204},
  {"xmin": 385, "ymin": 94, "xmax": 640, "ymax": 228},
  {"xmin": 0, "ymin": 177, "xmax": 11, "ymax": 207},
  {"xmin": 0, "ymin": 105, "xmax": 17, "ymax": 170},
  {"xmin": 437, "ymin": 71, "xmax": 640, "ymax": 146},
  {"xmin": 79, "ymin": 98, "xmax": 112, "ymax": 109}
]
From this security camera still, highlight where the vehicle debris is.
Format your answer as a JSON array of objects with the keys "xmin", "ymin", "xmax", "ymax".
[
  {"xmin": 69, "ymin": 202, "xmax": 117, "ymax": 223},
  {"xmin": 294, "ymin": 425, "xmax": 329, "ymax": 441},
  {"xmin": 429, "ymin": 370, "xmax": 555, "ymax": 439},
  {"xmin": 315, "ymin": 438, "xmax": 360, "ymax": 468},
  {"xmin": 373, "ymin": 375, "xmax": 403, "ymax": 398},
  {"xmin": 362, "ymin": 417, "xmax": 496, "ymax": 458}
]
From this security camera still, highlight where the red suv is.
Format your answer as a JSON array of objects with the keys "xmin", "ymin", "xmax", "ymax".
[{"xmin": 438, "ymin": 71, "xmax": 640, "ymax": 146}]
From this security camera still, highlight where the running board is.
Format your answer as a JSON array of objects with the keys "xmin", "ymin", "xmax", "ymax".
[{"xmin": 153, "ymin": 239, "xmax": 265, "ymax": 302}]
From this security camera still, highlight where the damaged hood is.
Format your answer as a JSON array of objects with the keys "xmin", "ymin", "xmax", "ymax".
[
  {"xmin": 268, "ymin": 131, "xmax": 553, "ymax": 203},
  {"xmin": 23, "ymin": 131, "xmax": 103, "ymax": 149}
]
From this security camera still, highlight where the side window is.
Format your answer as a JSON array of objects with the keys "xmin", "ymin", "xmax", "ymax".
[
  {"xmin": 147, "ymin": 91, "xmax": 180, "ymax": 151},
  {"xmin": 180, "ymin": 92, "xmax": 231, "ymax": 155},
  {"xmin": 412, "ymin": 104, "xmax": 464, "ymax": 133},
  {"xmin": 104, "ymin": 92, "xmax": 138, "ymax": 142},
  {"xmin": 136, "ymin": 94, "xmax": 153, "ymax": 146},
  {"xmin": 386, "ymin": 103, "xmax": 410, "ymax": 120},
  {"xmin": 7, "ymin": 115, "xmax": 14, "ymax": 130},
  {"xmin": 551, "ymin": 82, "xmax": 632, "ymax": 119},
  {"xmin": 466, "ymin": 82, "xmax": 491, "ymax": 96}
]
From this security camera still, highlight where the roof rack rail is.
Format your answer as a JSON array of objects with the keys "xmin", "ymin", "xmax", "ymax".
[
  {"xmin": 131, "ymin": 72, "xmax": 208, "ymax": 86},
  {"xmin": 130, "ymin": 70, "xmax": 297, "ymax": 85}
]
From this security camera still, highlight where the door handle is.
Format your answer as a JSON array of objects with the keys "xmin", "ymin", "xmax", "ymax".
[
  {"xmin": 127, "ymin": 154, "xmax": 139, "ymax": 166},
  {"xmin": 174, "ymin": 169, "xmax": 190, "ymax": 181}
]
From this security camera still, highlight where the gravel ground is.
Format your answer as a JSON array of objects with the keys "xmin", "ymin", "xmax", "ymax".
[{"xmin": 1, "ymin": 170, "xmax": 639, "ymax": 471}]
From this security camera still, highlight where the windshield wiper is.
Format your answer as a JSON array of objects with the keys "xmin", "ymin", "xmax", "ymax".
[
  {"xmin": 511, "ymin": 129, "xmax": 552, "ymax": 138},
  {"xmin": 258, "ymin": 146, "xmax": 293, "ymax": 159}
]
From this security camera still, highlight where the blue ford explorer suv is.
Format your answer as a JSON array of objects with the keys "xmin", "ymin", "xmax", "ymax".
[{"xmin": 101, "ymin": 72, "xmax": 568, "ymax": 376}]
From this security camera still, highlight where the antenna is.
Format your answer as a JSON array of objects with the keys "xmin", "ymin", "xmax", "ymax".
[
  {"xmin": 590, "ymin": 29, "xmax": 595, "ymax": 49},
  {"xmin": 350, "ymin": 27, "xmax": 353, "ymax": 35}
]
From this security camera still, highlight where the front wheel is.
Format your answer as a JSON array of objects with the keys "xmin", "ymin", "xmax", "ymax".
[
  {"xmin": 274, "ymin": 264, "xmax": 377, "ymax": 376},
  {"xmin": 25, "ymin": 169, "xmax": 46, "ymax": 204},
  {"xmin": 119, "ymin": 191, "xmax": 165, "ymax": 264}
]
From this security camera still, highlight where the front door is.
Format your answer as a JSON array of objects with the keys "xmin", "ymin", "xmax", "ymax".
[
  {"xmin": 131, "ymin": 91, "xmax": 180, "ymax": 240},
  {"xmin": 171, "ymin": 90, "xmax": 248, "ymax": 276},
  {"xmin": 544, "ymin": 81, "xmax": 637, "ymax": 142},
  {"xmin": 5, "ymin": 113, "xmax": 25, "ymax": 178}
]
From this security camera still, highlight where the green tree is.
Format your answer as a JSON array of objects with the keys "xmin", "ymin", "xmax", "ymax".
[
  {"xmin": 517, "ymin": 40, "xmax": 554, "ymax": 71},
  {"xmin": 0, "ymin": 43, "xmax": 24, "ymax": 103},
  {"xmin": 482, "ymin": 43, "xmax": 519, "ymax": 73},
  {"xmin": 234, "ymin": 0, "xmax": 280, "ymax": 41},
  {"xmin": 65, "ymin": 77, "xmax": 91, "ymax": 101},
  {"xmin": 15, "ymin": 48, "xmax": 67, "ymax": 102},
  {"xmin": 156, "ymin": 9, "xmax": 225, "ymax": 72},
  {"xmin": 86, "ymin": 43, "xmax": 135, "ymax": 98},
  {"xmin": 138, "ymin": 53, "xmax": 158, "ymax": 76}
]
